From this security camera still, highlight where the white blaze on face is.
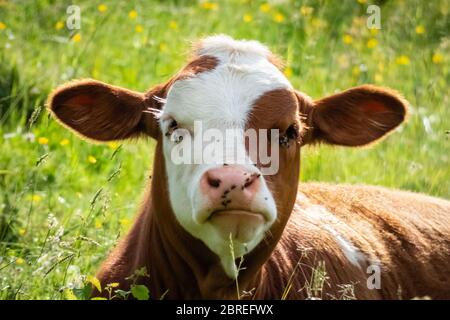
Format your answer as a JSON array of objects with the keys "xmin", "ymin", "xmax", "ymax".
[{"xmin": 159, "ymin": 35, "xmax": 292, "ymax": 278}]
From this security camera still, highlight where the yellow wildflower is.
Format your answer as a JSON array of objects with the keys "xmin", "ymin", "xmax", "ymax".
[
  {"xmin": 273, "ymin": 13, "xmax": 285, "ymax": 23},
  {"xmin": 243, "ymin": 14, "xmax": 253, "ymax": 23},
  {"xmin": 94, "ymin": 219, "xmax": 103, "ymax": 229},
  {"xmin": 55, "ymin": 21, "xmax": 64, "ymax": 30},
  {"xmin": 72, "ymin": 33, "xmax": 81, "ymax": 42},
  {"xmin": 169, "ymin": 21, "xmax": 178, "ymax": 30},
  {"xmin": 0, "ymin": 22, "xmax": 6, "ymax": 30},
  {"xmin": 129, "ymin": 10, "xmax": 137, "ymax": 19},
  {"xmin": 342, "ymin": 34, "xmax": 353, "ymax": 44},
  {"xmin": 16, "ymin": 258, "xmax": 25, "ymax": 265},
  {"xmin": 369, "ymin": 28, "xmax": 379, "ymax": 36},
  {"xmin": 159, "ymin": 42, "xmax": 168, "ymax": 52},
  {"xmin": 415, "ymin": 25, "xmax": 425, "ymax": 34},
  {"xmin": 38, "ymin": 137, "xmax": 49, "ymax": 145},
  {"xmin": 88, "ymin": 156, "xmax": 97, "ymax": 164},
  {"xmin": 352, "ymin": 66, "xmax": 361, "ymax": 77},
  {"xmin": 120, "ymin": 218, "xmax": 130, "ymax": 227},
  {"xmin": 432, "ymin": 52, "xmax": 443, "ymax": 64},
  {"xmin": 259, "ymin": 3, "xmax": 271, "ymax": 13},
  {"xmin": 19, "ymin": 228, "xmax": 26, "ymax": 236},
  {"xmin": 284, "ymin": 67, "xmax": 293, "ymax": 78},
  {"xmin": 107, "ymin": 141, "xmax": 119, "ymax": 149},
  {"xmin": 108, "ymin": 282, "xmax": 120, "ymax": 288},
  {"xmin": 32, "ymin": 194, "xmax": 42, "ymax": 202},
  {"xmin": 135, "ymin": 24, "xmax": 143, "ymax": 33},
  {"xmin": 201, "ymin": 2, "xmax": 218, "ymax": 10},
  {"xmin": 357, "ymin": 0, "xmax": 367, "ymax": 3},
  {"xmin": 60, "ymin": 139, "xmax": 69, "ymax": 146},
  {"xmin": 367, "ymin": 38, "xmax": 378, "ymax": 48},
  {"xmin": 396, "ymin": 55, "xmax": 410, "ymax": 65},
  {"xmin": 374, "ymin": 73, "xmax": 383, "ymax": 83},
  {"xmin": 98, "ymin": 4, "xmax": 107, "ymax": 13}
]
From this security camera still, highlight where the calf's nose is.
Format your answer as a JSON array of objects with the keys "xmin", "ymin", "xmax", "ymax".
[{"xmin": 200, "ymin": 165, "xmax": 261, "ymax": 208}]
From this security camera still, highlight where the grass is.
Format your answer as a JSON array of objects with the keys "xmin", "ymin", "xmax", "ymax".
[{"xmin": 0, "ymin": 0, "xmax": 449, "ymax": 299}]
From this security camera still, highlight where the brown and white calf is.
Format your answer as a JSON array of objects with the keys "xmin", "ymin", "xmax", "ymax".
[{"xmin": 48, "ymin": 36, "xmax": 450, "ymax": 299}]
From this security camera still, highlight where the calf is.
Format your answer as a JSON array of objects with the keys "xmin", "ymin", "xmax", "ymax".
[{"xmin": 48, "ymin": 35, "xmax": 450, "ymax": 299}]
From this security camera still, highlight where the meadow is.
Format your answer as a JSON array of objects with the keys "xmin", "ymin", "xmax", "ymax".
[{"xmin": 0, "ymin": 0, "xmax": 448, "ymax": 299}]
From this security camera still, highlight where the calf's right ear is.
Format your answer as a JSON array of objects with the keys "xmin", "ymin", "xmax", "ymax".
[{"xmin": 47, "ymin": 79, "xmax": 162, "ymax": 141}]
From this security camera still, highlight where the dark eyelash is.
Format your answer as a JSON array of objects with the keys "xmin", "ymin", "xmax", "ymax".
[
  {"xmin": 165, "ymin": 119, "xmax": 179, "ymax": 137},
  {"xmin": 286, "ymin": 124, "xmax": 299, "ymax": 140},
  {"xmin": 279, "ymin": 124, "xmax": 299, "ymax": 147},
  {"xmin": 169, "ymin": 119, "xmax": 178, "ymax": 129}
]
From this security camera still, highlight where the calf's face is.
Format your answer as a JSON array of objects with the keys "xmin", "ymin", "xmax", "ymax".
[{"xmin": 48, "ymin": 36, "xmax": 407, "ymax": 278}]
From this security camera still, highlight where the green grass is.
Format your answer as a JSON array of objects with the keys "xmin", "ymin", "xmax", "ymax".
[{"xmin": 0, "ymin": 0, "xmax": 449, "ymax": 299}]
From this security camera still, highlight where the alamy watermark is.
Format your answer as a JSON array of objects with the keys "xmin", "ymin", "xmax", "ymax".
[
  {"xmin": 367, "ymin": 263, "xmax": 381, "ymax": 290},
  {"xmin": 167, "ymin": 121, "xmax": 281, "ymax": 175},
  {"xmin": 367, "ymin": 4, "xmax": 381, "ymax": 29},
  {"xmin": 66, "ymin": 5, "xmax": 81, "ymax": 30}
]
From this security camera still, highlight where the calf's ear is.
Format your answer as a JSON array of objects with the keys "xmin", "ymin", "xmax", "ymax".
[
  {"xmin": 306, "ymin": 85, "xmax": 408, "ymax": 146},
  {"xmin": 47, "ymin": 79, "xmax": 162, "ymax": 141}
]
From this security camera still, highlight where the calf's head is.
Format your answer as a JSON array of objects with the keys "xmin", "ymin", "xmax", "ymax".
[{"xmin": 48, "ymin": 36, "xmax": 407, "ymax": 278}]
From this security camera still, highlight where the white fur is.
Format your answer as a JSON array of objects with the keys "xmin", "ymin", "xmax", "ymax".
[
  {"xmin": 159, "ymin": 36, "xmax": 290, "ymax": 278},
  {"xmin": 195, "ymin": 35, "xmax": 272, "ymax": 65},
  {"xmin": 297, "ymin": 202, "xmax": 367, "ymax": 269},
  {"xmin": 323, "ymin": 225, "xmax": 366, "ymax": 269}
]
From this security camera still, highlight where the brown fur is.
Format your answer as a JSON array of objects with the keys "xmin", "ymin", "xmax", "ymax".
[
  {"xmin": 48, "ymin": 80, "xmax": 148, "ymax": 142},
  {"xmin": 297, "ymin": 85, "xmax": 408, "ymax": 146},
  {"xmin": 48, "ymin": 46, "xmax": 450, "ymax": 300},
  {"xmin": 281, "ymin": 183, "xmax": 450, "ymax": 300}
]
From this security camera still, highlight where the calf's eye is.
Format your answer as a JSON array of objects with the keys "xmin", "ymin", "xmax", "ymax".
[
  {"xmin": 286, "ymin": 124, "xmax": 299, "ymax": 140},
  {"xmin": 165, "ymin": 118, "xmax": 184, "ymax": 144},
  {"xmin": 165, "ymin": 119, "xmax": 178, "ymax": 137},
  {"xmin": 169, "ymin": 119, "xmax": 178, "ymax": 130},
  {"xmin": 279, "ymin": 124, "xmax": 299, "ymax": 148}
]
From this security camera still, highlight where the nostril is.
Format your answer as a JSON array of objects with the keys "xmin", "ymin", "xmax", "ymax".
[{"xmin": 207, "ymin": 177, "xmax": 221, "ymax": 188}]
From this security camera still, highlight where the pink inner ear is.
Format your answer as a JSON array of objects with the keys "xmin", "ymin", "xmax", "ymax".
[
  {"xmin": 364, "ymin": 101, "xmax": 388, "ymax": 113},
  {"xmin": 67, "ymin": 95, "xmax": 94, "ymax": 107}
]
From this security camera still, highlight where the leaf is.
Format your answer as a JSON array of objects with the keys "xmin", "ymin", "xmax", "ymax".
[
  {"xmin": 108, "ymin": 282, "xmax": 120, "ymax": 288},
  {"xmin": 91, "ymin": 297, "xmax": 107, "ymax": 300},
  {"xmin": 131, "ymin": 285, "xmax": 149, "ymax": 300},
  {"xmin": 135, "ymin": 267, "xmax": 149, "ymax": 278},
  {"xmin": 87, "ymin": 275, "xmax": 102, "ymax": 293},
  {"xmin": 64, "ymin": 289, "xmax": 77, "ymax": 300},
  {"xmin": 115, "ymin": 289, "xmax": 130, "ymax": 299},
  {"xmin": 125, "ymin": 266, "xmax": 149, "ymax": 282},
  {"xmin": 73, "ymin": 284, "xmax": 93, "ymax": 300}
]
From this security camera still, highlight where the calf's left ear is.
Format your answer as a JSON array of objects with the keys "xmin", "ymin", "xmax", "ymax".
[
  {"xmin": 306, "ymin": 85, "xmax": 408, "ymax": 146},
  {"xmin": 48, "ymin": 79, "xmax": 161, "ymax": 141}
]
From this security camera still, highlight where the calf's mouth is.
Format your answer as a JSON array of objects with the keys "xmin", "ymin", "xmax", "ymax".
[{"xmin": 208, "ymin": 209, "xmax": 266, "ymax": 243}]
